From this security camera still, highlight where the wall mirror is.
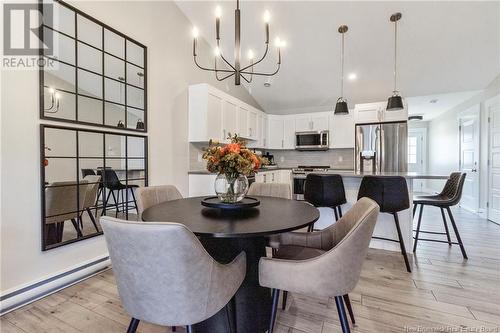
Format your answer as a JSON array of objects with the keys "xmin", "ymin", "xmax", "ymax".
[
  {"xmin": 40, "ymin": 0, "xmax": 147, "ymax": 132},
  {"xmin": 41, "ymin": 125, "xmax": 148, "ymax": 250}
]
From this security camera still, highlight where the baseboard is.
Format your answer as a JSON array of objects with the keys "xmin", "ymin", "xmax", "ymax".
[{"xmin": 0, "ymin": 256, "xmax": 110, "ymax": 315}]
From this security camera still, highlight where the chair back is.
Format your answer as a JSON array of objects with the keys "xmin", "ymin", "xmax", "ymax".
[
  {"xmin": 247, "ymin": 182, "xmax": 291, "ymax": 199},
  {"xmin": 357, "ymin": 176, "xmax": 409, "ymax": 213},
  {"xmin": 45, "ymin": 180, "xmax": 88, "ymax": 224},
  {"xmin": 82, "ymin": 175, "xmax": 101, "ymax": 209},
  {"xmin": 81, "ymin": 168, "xmax": 96, "ymax": 178},
  {"xmin": 100, "ymin": 217, "xmax": 244, "ymax": 326},
  {"xmin": 100, "ymin": 169, "xmax": 121, "ymax": 189},
  {"xmin": 439, "ymin": 172, "xmax": 466, "ymax": 206},
  {"xmin": 304, "ymin": 174, "xmax": 347, "ymax": 207},
  {"xmin": 136, "ymin": 185, "xmax": 183, "ymax": 220}
]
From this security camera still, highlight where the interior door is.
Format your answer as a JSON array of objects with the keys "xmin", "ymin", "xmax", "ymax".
[
  {"xmin": 408, "ymin": 129, "xmax": 426, "ymax": 193},
  {"xmin": 488, "ymin": 95, "xmax": 500, "ymax": 223},
  {"xmin": 459, "ymin": 109, "xmax": 480, "ymax": 212}
]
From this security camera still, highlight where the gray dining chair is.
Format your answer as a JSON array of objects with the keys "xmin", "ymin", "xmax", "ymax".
[
  {"xmin": 247, "ymin": 182, "xmax": 292, "ymax": 199},
  {"xmin": 100, "ymin": 217, "xmax": 246, "ymax": 333},
  {"xmin": 80, "ymin": 175, "xmax": 101, "ymax": 232},
  {"xmin": 136, "ymin": 185, "xmax": 183, "ymax": 221},
  {"xmin": 259, "ymin": 197, "xmax": 379, "ymax": 333}
]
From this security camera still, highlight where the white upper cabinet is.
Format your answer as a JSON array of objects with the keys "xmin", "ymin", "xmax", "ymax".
[
  {"xmin": 295, "ymin": 115, "xmax": 311, "ymax": 132},
  {"xmin": 295, "ymin": 113, "xmax": 329, "ymax": 131},
  {"xmin": 283, "ymin": 116, "xmax": 296, "ymax": 149},
  {"xmin": 223, "ymin": 100, "xmax": 238, "ymax": 139},
  {"xmin": 260, "ymin": 113, "xmax": 268, "ymax": 148},
  {"xmin": 267, "ymin": 115, "xmax": 285, "ymax": 149},
  {"xmin": 354, "ymin": 101, "xmax": 408, "ymax": 124},
  {"xmin": 248, "ymin": 109, "xmax": 258, "ymax": 140},
  {"xmin": 329, "ymin": 112, "xmax": 355, "ymax": 148},
  {"xmin": 237, "ymin": 106, "xmax": 249, "ymax": 138}
]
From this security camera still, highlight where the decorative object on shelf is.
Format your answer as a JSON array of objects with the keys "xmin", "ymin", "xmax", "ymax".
[
  {"xmin": 136, "ymin": 119, "xmax": 145, "ymax": 130},
  {"xmin": 201, "ymin": 196, "xmax": 260, "ymax": 210},
  {"xmin": 44, "ymin": 87, "xmax": 61, "ymax": 114},
  {"xmin": 117, "ymin": 120, "xmax": 125, "ymax": 128},
  {"xmin": 334, "ymin": 25, "xmax": 349, "ymax": 115},
  {"xmin": 203, "ymin": 134, "xmax": 268, "ymax": 203},
  {"xmin": 191, "ymin": 0, "xmax": 285, "ymax": 86},
  {"xmin": 387, "ymin": 12, "xmax": 404, "ymax": 111}
]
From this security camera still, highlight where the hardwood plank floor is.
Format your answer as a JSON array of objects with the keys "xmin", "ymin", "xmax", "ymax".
[{"xmin": 2, "ymin": 207, "xmax": 499, "ymax": 332}]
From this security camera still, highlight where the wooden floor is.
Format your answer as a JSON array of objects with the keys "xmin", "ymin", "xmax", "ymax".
[{"xmin": 2, "ymin": 207, "xmax": 500, "ymax": 333}]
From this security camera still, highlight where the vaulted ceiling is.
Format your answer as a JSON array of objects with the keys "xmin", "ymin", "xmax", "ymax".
[{"xmin": 177, "ymin": 1, "xmax": 500, "ymax": 114}]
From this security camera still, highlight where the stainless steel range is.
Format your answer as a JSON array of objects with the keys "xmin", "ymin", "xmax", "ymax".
[{"xmin": 292, "ymin": 165, "xmax": 331, "ymax": 200}]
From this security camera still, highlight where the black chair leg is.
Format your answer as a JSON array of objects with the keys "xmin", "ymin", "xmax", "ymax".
[
  {"xmin": 334, "ymin": 296, "xmax": 351, "ymax": 333},
  {"xmin": 446, "ymin": 207, "xmax": 468, "ymax": 259},
  {"xmin": 127, "ymin": 318, "xmax": 140, "ymax": 333},
  {"xmin": 393, "ymin": 213, "xmax": 411, "ymax": 273},
  {"xmin": 86, "ymin": 207, "xmax": 99, "ymax": 232},
  {"xmin": 171, "ymin": 326, "xmax": 176, "ymax": 332},
  {"xmin": 343, "ymin": 294, "xmax": 355, "ymax": 325},
  {"xmin": 101, "ymin": 190, "xmax": 112, "ymax": 216},
  {"xmin": 269, "ymin": 289, "xmax": 280, "ymax": 333},
  {"xmin": 186, "ymin": 325, "xmax": 194, "ymax": 333},
  {"xmin": 225, "ymin": 297, "xmax": 237, "ymax": 333},
  {"xmin": 282, "ymin": 290, "xmax": 288, "ymax": 310},
  {"xmin": 440, "ymin": 208, "xmax": 452, "ymax": 245},
  {"xmin": 412, "ymin": 204, "xmax": 417, "ymax": 218},
  {"xmin": 413, "ymin": 204, "xmax": 424, "ymax": 252},
  {"xmin": 71, "ymin": 218, "xmax": 83, "ymax": 237},
  {"xmin": 338, "ymin": 206, "xmax": 343, "ymax": 218},
  {"xmin": 333, "ymin": 207, "xmax": 339, "ymax": 221},
  {"xmin": 111, "ymin": 190, "xmax": 119, "ymax": 218}
]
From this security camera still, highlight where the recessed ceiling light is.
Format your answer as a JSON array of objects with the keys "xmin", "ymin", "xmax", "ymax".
[
  {"xmin": 348, "ymin": 73, "xmax": 357, "ymax": 81},
  {"xmin": 429, "ymin": 99, "xmax": 438, "ymax": 104}
]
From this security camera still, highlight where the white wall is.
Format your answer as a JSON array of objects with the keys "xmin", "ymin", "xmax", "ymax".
[
  {"xmin": 0, "ymin": 1, "xmax": 260, "ymax": 293},
  {"xmin": 426, "ymin": 75, "xmax": 500, "ymax": 212}
]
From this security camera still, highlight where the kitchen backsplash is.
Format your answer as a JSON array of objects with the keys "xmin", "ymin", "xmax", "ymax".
[{"xmin": 189, "ymin": 143, "xmax": 354, "ymax": 170}]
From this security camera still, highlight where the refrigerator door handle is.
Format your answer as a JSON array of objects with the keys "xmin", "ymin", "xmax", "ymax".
[{"xmin": 379, "ymin": 126, "xmax": 383, "ymax": 173}]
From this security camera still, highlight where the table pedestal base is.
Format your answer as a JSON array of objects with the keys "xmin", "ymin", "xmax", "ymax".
[{"xmin": 194, "ymin": 237, "xmax": 271, "ymax": 333}]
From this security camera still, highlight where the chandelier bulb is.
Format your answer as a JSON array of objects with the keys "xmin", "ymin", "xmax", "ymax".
[
  {"xmin": 263, "ymin": 10, "xmax": 271, "ymax": 23},
  {"xmin": 214, "ymin": 46, "xmax": 221, "ymax": 57},
  {"xmin": 247, "ymin": 49, "xmax": 254, "ymax": 60},
  {"xmin": 192, "ymin": 26, "xmax": 199, "ymax": 38},
  {"xmin": 215, "ymin": 6, "xmax": 222, "ymax": 18}
]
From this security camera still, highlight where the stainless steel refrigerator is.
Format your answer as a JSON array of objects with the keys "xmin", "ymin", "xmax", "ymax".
[{"xmin": 355, "ymin": 121, "xmax": 407, "ymax": 173}]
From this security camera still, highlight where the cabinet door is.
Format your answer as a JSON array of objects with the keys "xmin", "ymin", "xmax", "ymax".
[
  {"xmin": 354, "ymin": 102, "xmax": 384, "ymax": 124},
  {"xmin": 222, "ymin": 100, "xmax": 238, "ymax": 140},
  {"xmin": 311, "ymin": 114, "xmax": 329, "ymax": 131},
  {"xmin": 279, "ymin": 169, "xmax": 291, "ymax": 185},
  {"xmin": 295, "ymin": 115, "xmax": 311, "ymax": 131},
  {"xmin": 329, "ymin": 113, "xmax": 355, "ymax": 148},
  {"xmin": 238, "ymin": 106, "xmax": 249, "ymax": 138},
  {"xmin": 248, "ymin": 110, "xmax": 258, "ymax": 140},
  {"xmin": 261, "ymin": 114, "xmax": 268, "ymax": 148},
  {"xmin": 382, "ymin": 103, "xmax": 408, "ymax": 122},
  {"xmin": 283, "ymin": 116, "xmax": 296, "ymax": 149},
  {"xmin": 207, "ymin": 93, "xmax": 223, "ymax": 141},
  {"xmin": 267, "ymin": 116, "xmax": 284, "ymax": 149}
]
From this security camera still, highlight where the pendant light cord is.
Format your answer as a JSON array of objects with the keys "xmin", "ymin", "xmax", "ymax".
[
  {"xmin": 393, "ymin": 19, "xmax": 398, "ymax": 93},
  {"xmin": 340, "ymin": 30, "xmax": 345, "ymax": 99}
]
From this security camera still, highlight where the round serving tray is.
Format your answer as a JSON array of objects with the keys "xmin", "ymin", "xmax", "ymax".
[{"xmin": 201, "ymin": 196, "xmax": 260, "ymax": 210}]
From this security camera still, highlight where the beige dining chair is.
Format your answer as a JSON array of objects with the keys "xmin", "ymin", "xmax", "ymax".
[
  {"xmin": 247, "ymin": 182, "xmax": 292, "ymax": 199},
  {"xmin": 80, "ymin": 175, "xmax": 101, "ymax": 232},
  {"xmin": 100, "ymin": 217, "xmax": 246, "ymax": 333},
  {"xmin": 136, "ymin": 185, "xmax": 183, "ymax": 221},
  {"xmin": 259, "ymin": 197, "xmax": 379, "ymax": 333}
]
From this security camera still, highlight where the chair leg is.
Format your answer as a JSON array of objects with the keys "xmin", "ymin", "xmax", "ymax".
[
  {"xmin": 130, "ymin": 188, "xmax": 138, "ymax": 213},
  {"xmin": 338, "ymin": 206, "xmax": 343, "ymax": 218},
  {"xmin": 343, "ymin": 294, "xmax": 355, "ymax": 325},
  {"xmin": 413, "ymin": 204, "xmax": 424, "ymax": 253},
  {"xmin": 101, "ymin": 190, "xmax": 112, "ymax": 216},
  {"xmin": 127, "ymin": 318, "xmax": 140, "ymax": 333},
  {"xmin": 225, "ymin": 297, "xmax": 237, "ymax": 333},
  {"xmin": 86, "ymin": 207, "xmax": 100, "ymax": 232},
  {"xmin": 393, "ymin": 213, "xmax": 411, "ymax": 273},
  {"xmin": 412, "ymin": 204, "xmax": 417, "ymax": 218},
  {"xmin": 440, "ymin": 208, "xmax": 452, "ymax": 246},
  {"xmin": 282, "ymin": 290, "xmax": 288, "ymax": 310},
  {"xmin": 111, "ymin": 190, "xmax": 119, "ymax": 218},
  {"xmin": 71, "ymin": 218, "xmax": 83, "ymax": 237},
  {"xmin": 269, "ymin": 289, "xmax": 280, "ymax": 333},
  {"xmin": 95, "ymin": 187, "xmax": 102, "ymax": 216},
  {"xmin": 333, "ymin": 207, "xmax": 339, "ymax": 221},
  {"xmin": 334, "ymin": 296, "xmax": 351, "ymax": 333},
  {"xmin": 171, "ymin": 327, "xmax": 176, "ymax": 332},
  {"xmin": 186, "ymin": 325, "xmax": 194, "ymax": 333},
  {"xmin": 446, "ymin": 207, "xmax": 468, "ymax": 259}
]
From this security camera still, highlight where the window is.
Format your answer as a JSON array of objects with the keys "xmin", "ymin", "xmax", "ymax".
[{"xmin": 408, "ymin": 136, "xmax": 417, "ymax": 164}]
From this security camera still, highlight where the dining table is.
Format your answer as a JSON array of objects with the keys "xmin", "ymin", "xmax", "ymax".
[{"xmin": 141, "ymin": 195, "xmax": 320, "ymax": 333}]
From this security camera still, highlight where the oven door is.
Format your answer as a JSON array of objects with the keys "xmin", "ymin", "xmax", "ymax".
[{"xmin": 292, "ymin": 176, "xmax": 307, "ymax": 200}]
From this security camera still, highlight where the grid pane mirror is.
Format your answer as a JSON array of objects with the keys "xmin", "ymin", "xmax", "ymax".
[
  {"xmin": 40, "ymin": 0, "xmax": 147, "ymax": 132},
  {"xmin": 41, "ymin": 125, "xmax": 148, "ymax": 251}
]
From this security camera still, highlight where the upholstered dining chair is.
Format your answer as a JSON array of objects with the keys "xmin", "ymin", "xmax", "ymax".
[
  {"xmin": 100, "ymin": 217, "xmax": 246, "ymax": 333},
  {"xmin": 247, "ymin": 182, "xmax": 292, "ymax": 199},
  {"xmin": 136, "ymin": 185, "xmax": 183, "ymax": 221},
  {"xmin": 80, "ymin": 175, "xmax": 101, "ymax": 232},
  {"xmin": 259, "ymin": 197, "xmax": 380, "ymax": 333}
]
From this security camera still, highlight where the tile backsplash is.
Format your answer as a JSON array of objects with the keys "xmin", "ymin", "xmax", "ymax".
[{"xmin": 189, "ymin": 143, "xmax": 354, "ymax": 170}]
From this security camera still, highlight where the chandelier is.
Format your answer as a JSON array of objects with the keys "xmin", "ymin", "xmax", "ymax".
[{"xmin": 192, "ymin": 0, "xmax": 286, "ymax": 86}]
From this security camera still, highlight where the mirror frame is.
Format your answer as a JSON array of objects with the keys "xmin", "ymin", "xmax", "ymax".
[
  {"xmin": 40, "ymin": 124, "xmax": 148, "ymax": 251},
  {"xmin": 39, "ymin": 0, "xmax": 148, "ymax": 132}
]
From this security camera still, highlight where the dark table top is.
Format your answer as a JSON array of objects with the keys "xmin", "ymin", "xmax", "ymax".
[{"xmin": 141, "ymin": 196, "xmax": 320, "ymax": 238}]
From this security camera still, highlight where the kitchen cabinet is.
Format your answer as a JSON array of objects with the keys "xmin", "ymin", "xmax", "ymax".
[
  {"xmin": 248, "ymin": 109, "xmax": 258, "ymax": 140},
  {"xmin": 295, "ymin": 115, "xmax": 311, "ymax": 132},
  {"xmin": 237, "ymin": 106, "xmax": 249, "ymax": 138},
  {"xmin": 222, "ymin": 100, "xmax": 238, "ymax": 139},
  {"xmin": 283, "ymin": 117, "xmax": 296, "ymax": 149},
  {"xmin": 257, "ymin": 112, "xmax": 268, "ymax": 148},
  {"xmin": 256, "ymin": 170, "xmax": 291, "ymax": 185},
  {"xmin": 267, "ymin": 115, "xmax": 285, "ymax": 149},
  {"xmin": 354, "ymin": 101, "xmax": 408, "ymax": 124},
  {"xmin": 295, "ymin": 113, "xmax": 329, "ymax": 132},
  {"xmin": 329, "ymin": 112, "xmax": 355, "ymax": 148}
]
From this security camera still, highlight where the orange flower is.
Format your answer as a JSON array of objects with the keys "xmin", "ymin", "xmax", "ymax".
[{"xmin": 225, "ymin": 143, "xmax": 241, "ymax": 154}]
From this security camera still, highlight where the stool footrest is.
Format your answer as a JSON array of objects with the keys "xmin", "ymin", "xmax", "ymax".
[
  {"xmin": 372, "ymin": 236, "xmax": 399, "ymax": 243},
  {"xmin": 412, "ymin": 230, "xmax": 448, "ymax": 235},
  {"xmin": 412, "ymin": 237, "xmax": 457, "ymax": 245}
]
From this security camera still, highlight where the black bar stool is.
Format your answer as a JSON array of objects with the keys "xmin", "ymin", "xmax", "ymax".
[
  {"xmin": 358, "ymin": 176, "xmax": 412, "ymax": 272},
  {"xmin": 413, "ymin": 172, "xmax": 467, "ymax": 259},
  {"xmin": 304, "ymin": 174, "xmax": 347, "ymax": 231},
  {"xmin": 101, "ymin": 169, "xmax": 139, "ymax": 217}
]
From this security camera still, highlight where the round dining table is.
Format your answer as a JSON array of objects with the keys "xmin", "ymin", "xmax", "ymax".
[{"xmin": 142, "ymin": 196, "xmax": 320, "ymax": 333}]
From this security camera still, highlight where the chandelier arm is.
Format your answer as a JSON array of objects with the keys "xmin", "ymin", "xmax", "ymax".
[
  {"xmin": 217, "ymin": 72, "xmax": 236, "ymax": 81},
  {"xmin": 239, "ymin": 73, "xmax": 252, "ymax": 84},
  {"xmin": 194, "ymin": 55, "xmax": 234, "ymax": 73},
  {"xmin": 240, "ymin": 43, "xmax": 269, "ymax": 72},
  {"xmin": 241, "ymin": 62, "xmax": 280, "ymax": 76},
  {"xmin": 217, "ymin": 41, "xmax": 237, "ymax": 71}
]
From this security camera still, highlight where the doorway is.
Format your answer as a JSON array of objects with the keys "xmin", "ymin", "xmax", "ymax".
[
  {"xmin": 408, "ymin": 128, "xmax": 427, "ymax": 193},
  {"xmin": 487, "ymin": 95, "xmax": 500, "ymax": 224}
]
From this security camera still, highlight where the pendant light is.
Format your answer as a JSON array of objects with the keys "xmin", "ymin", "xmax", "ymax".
[
  {"xmin": 387, "ymin": 12, "xmax": 404, "ymax": 111},
  {"xmin": 334, "ymin": 25, "xmax": 349, "ymax": 115}
]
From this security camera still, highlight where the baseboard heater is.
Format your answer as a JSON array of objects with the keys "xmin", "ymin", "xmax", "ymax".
[{"xmin": 0, "ymin": 256, "xmax": 110, "ymax": 315}]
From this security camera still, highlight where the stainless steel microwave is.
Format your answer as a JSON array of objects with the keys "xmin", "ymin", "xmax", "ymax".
[{"xmin": 295, "ymin": 130, "xmax": 329, "ymax": 150}]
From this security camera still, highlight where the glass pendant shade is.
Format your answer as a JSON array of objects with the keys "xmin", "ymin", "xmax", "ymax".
[
  {"xmin": 387, "ymin": 94, "xmax": 404, "ymax": 111},
  {"xmin": 334, "ymin": 99, "xmax": 349, "ymax": 115}
]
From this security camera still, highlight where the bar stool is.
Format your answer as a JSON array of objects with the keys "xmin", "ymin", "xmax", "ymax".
[
  {"xmin": 358, "ymin": 176, "xmax": 412, "ymax": 272},
  {"xmin": 304, "ymin": 174, "xmax": 347, "ymax": 231},
  {"xmin": 413, "ymin": 172, "xmax": 467, "ymax": 259}
]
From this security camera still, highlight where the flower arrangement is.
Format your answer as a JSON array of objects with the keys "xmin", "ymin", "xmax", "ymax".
[{"xmin": 203, "ymin": 134, "xmax": 268, "ymax": 202}]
